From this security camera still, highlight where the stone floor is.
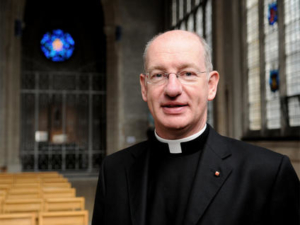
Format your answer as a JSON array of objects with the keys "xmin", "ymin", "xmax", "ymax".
[{"xmin": 69, "ymin": 176, "xmax": 98, "ymax": 225}]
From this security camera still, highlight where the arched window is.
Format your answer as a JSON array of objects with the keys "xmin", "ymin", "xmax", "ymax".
[{"xmin": 245, "ymin": 0, "xmax": 300, "ymax": 137}]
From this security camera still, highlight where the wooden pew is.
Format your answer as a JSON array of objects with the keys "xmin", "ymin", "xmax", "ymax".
[
  {"xmin": 0, "ymin": 213, "xmax": 35, "ymax": 225},
  {"xmin": 44, "ymin": 197, "xmax": 85, "ymax": 212},
  {"xmin": 39, "ymin": 211, "xmax": 88, "ymax": 225}
]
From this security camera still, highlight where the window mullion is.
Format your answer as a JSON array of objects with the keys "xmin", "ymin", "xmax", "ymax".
[
  {"xmin": 259, "ymin": 0, "xmax": 267, "ymax": 135},
  {"xmin": 278, "ymin": 0, "xmax": 288, "ymax": 134},
  {"xmin": 242, "ymin": 0, "xmax": 249, "ymax": 136}
]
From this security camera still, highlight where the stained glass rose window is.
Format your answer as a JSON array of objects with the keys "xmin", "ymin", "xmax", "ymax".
[{"xmin": 41, "ymin": 29, "xmax": 75, "ymax": 62}]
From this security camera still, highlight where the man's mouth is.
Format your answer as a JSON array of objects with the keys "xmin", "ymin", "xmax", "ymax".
[
  {"xmin": 162, "ymin": 102, "xmax": 188, "ymax": 114},
  {"xmin": 164, "ymin": 105, "xmax": 186, "ymax": 108},
  {"xmin": 161, "ymin": 103, "xmax": 188, "ymax": 114}
]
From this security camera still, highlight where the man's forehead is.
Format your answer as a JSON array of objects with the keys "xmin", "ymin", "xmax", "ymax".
[
  {"xmin": 145, "ymin": 32, "xmax": 204, "ymax": 69},
  {"xmin": 150, "ymin": 31, "xmax": 202, "ymax": 49}
]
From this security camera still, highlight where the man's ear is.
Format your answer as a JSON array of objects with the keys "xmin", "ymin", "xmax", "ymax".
[
  {"xmin": 207, "ymin": 71, "xmax": 219, "ymax": 101},
  {"xmin": 140, "ymin": 74, "xmax": 148, "ymax": 102}
]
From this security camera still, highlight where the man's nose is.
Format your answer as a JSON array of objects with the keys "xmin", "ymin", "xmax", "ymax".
[{"xmin": 164, "ymin": 73, "xmax": 183, "ymax": 97}]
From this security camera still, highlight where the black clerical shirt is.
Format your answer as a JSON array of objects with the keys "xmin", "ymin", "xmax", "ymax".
[{"xmin": 146, "ymin": 127, "xmax": 209, "ymax": 225}]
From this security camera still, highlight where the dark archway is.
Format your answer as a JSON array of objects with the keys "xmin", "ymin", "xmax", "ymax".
[{"xmin": 21, "ymin": 0, "xmax": 106, "ymax": 174}]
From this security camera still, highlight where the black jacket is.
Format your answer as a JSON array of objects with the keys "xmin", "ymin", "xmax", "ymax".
[{"xmin": 92, "ymin": 126, "xmax": 299, "ymax": 225}]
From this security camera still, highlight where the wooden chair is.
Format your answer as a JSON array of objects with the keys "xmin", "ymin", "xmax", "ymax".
[
  {"xmin": 0, "ymin": 178, "xmax": 13, "ymax": 184},
  {"xmin": 0, "ymin": 174, "xmax": 14, "ymax": 179},
  {"xmin": 0, "ymin": 197, "xmax": 3, "ymax": 213},
  {"xmin": 12, "ymin": 183, "xmax": 40, "ymax": 189},
  {"xmin": 0, "ymin": 184, "xmax": 11, "ymax": 191},
  {"xmin": 39, "ymin": 172, "xmax": 62, "ymax": 178},
  {"xmin": 3, "ymin": 199, "xmax": 43, "ymax": 217},
  {"xmin": 14, "ymin": 178, "xmax": 40, "ymax": 184},
  {"xmin": 42, "ymin": 177, "xmax": 68, "ymax": 183},
  {"xmin": 16, "ymin": 172, "xmax": 38, "ymax": 176},
  {"xmin": 44, "ymin": 197, "xmax": 85, "ymax": 212},
  {"xmin": 42, "ymin": 188, "xmax": 76, "ymax": 199},
  {"xmin": 7, "ymin": 188, "xmax": 41, "ymax": 199},
  {"xmin": 0, "ymin": 190, "xmax": 6, "ymax": 212},
  {"xmin": 15, "ymin": 173, "xmax": 39, "ymax": 179},
  {"xmin": 0, "ymin": 213, "xmax": 35, "ymax": 225},
  {"xmin": 0, "ymin": 189, "xmax": 7, "ymax": 197},
  {"xmin": 39, "ymin": 211, "xmax": 88, "ymax": 225},
  {"xmin": 42, "ymin": 182, "xmax": 71, "ymax": 189}
]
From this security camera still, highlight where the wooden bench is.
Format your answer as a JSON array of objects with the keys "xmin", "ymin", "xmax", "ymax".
[
  {"xmin": 42, "ymin": 182, "xmax": 71, "ymax": 189},
  {"xmin": 0, "ymin": 197, "xmax": 4, "ymax": 213},
  {"xmin": 0, "ymin": 178, "xmax": 13, "ymax": 184},
  {"xmin": 39, "ymin": 172, "xmax": 62, "ymax": 178},
  {"xmin": 42, "ymin": 177, "xmax": 69, "ymax": 183},
  {"xmin": 3, "ymin": 199, "xmax": 43, "ymax": 217},
  {"xmin": 14, "ymin": 178, "xmax": 40, "ymax": 184},
  {"xmin": 44, "ymin": 197, "xmax": 85, "ymax": 212},
  {"xmin": 0, "ymin": 213, "xmax": 36, "ymax": 225},
  {"xmin": 0, "ymin": 189, "xmax": 7, "ymax": 197},
  {"xmin": 0, "ymin": 190, "xmax": 6, "ymax": 212},
  {"xmin": 0, "ymin": 184, "xmax": 11, "ymax": 191},
  {"xmin": 42, "ymin": 188, "xmax": 76, "ymax": 199},
  {"xmin": 12, "ymin": 183, "xmax": 41, "ymax": 189},
  {"xmin": 39, "ymin": 211, "xmax": 88, "ymax": 225},
  {"xmin": 7, "ymin": 188, "xmax": 41, "ymax": 199},
  {"xmin": 0, "ymin": 175, "xmax": 14, "ymax": 179}
]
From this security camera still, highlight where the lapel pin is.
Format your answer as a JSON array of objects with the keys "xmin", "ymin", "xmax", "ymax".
[{"xmin": 214, "ymin": 171, "xmax": 220, "ymax": 177}]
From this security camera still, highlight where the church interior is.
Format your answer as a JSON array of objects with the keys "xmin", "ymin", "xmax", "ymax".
[{"xmin": 0, "ymin": 0, "xmax": 299, "ymax": 224}]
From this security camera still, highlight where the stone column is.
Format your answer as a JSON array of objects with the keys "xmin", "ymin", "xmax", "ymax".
[
  {"xmin": 102, "ymin": 0, "xmax": 163, "ymax": 155},
  {"xmin": 213, "ymin": 0, "xmax": 243, "ymax": 139},
  {"xmin": 101, "ymin": 0, "xmax": 123, "ymax": 156},
  {"xmin": 0, "ymin": 0, "xmax": 6, "ymax": 170},
  {"xmin": 0, "ymin": 0, "xmax": 26, "ymax": 172}
]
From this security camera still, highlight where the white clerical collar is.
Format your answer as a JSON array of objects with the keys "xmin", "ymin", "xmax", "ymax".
[{"xmin": 155, "ymin": 124, "xmax": 207, "ymax": 154}]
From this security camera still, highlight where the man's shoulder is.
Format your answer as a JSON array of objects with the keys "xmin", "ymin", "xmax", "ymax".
[
  {"xmin": 102, "ymin": 140, "xmax": 149, "ymax": 167},
  {"xmin": 215, "ymin": 133, "xmax": 288, "ymax": 171},
  {"xmin": 224, "ymin": 135, "xmax": 282, "ymax": 157},
  {"xmin": 208, "ymin": 127, "xmax": 285, "ymax": 164}
]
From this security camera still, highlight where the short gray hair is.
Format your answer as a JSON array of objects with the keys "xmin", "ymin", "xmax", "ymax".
[{"xmin": 143, "ymin": 31, "xmax": 213, "ymax": 73}]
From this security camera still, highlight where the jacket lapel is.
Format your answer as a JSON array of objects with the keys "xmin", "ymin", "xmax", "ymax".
[
  {"xmin": 126, "ymin": 144, "xmax": 151, "ymax": 225},
  {"xmin": 184, "ymin": 128, "xmax": 233, "ymax": 225}
]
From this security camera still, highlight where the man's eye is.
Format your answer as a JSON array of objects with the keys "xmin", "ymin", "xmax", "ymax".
[
  {"xmin": 182, "ymin": 71, "xmax": 196, "ymax": 77},
  {"xmin": 151, "ymin": 73, "xmax": 163, "ymax": 79}
]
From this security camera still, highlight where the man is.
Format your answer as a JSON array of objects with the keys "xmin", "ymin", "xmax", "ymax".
[{"xmin": 92, "ymin": 30, "xmax": 299, "ymax": 225}]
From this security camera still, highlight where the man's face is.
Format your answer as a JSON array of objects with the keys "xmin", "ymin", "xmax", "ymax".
[{"xmin": 140, "ymin": 31, "xmax": 219, "ymax": 139}]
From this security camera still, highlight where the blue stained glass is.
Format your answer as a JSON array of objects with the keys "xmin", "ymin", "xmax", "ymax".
[
  {"xmin": 269, "ymin": 70, "xmax": 279, "ymax": 92},
  {"xmin": 40, "ymin": 29, "xmax": 75, "ymax": 62},
  {"xmin": 268, "ymin": 2, "xmax": 278, "ymax": 26}
]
